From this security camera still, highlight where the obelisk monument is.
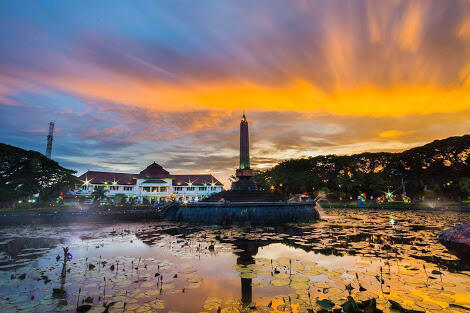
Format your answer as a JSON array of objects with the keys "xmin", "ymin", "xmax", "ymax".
[{"xmin": 232, "ymin": 112, "xmax": 256, "ymax": 191}]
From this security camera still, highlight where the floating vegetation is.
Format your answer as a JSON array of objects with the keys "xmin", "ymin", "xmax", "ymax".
[{"xmin": 0, "ymin": 209, "xmax": 469, "ymax": 312}]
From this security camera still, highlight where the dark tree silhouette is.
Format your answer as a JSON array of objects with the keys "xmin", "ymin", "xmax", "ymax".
[
  {"xmin": 255, "ymin": 135, "xmax": 470, "ymax": 201},
  {"xmin": 0, "ymin": 143, "xmax": 79, "ymax": 206}
]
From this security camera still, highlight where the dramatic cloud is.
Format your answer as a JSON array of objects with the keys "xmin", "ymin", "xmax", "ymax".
[{"xmin": 0, "ymin": 0, "xmax": 469, "ymax": 186}]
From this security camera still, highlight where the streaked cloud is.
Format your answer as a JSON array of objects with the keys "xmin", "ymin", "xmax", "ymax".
[{"xmin": 0, "ymin": 0, "xmax": 469, "ymax": 186}]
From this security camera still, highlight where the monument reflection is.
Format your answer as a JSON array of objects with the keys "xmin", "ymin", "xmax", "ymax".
[{"xmin": 233, "ymin": 240, "xmax": 259, "ymax": 305}]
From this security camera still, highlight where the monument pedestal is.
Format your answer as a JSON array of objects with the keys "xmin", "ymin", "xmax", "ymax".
[
  {"xmin": 231, "ymin": 179, "xmax": 256, "ymax": 191},
  {"xmin": 232, "ymin": 168, "xmax": 256, "ymax": 191}
]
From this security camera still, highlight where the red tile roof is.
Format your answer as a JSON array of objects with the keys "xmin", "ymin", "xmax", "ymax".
[
  {"xmin": 79, "ymin": 171, "xmax": 137, "ymax": 185},
  {"xmin": 170, "ymin": 175, "xmax": 223, "ymax": 186},
  {"xmin": 137, "ymin": 162, "xmax": 169, "ymax": 178},
  {"xmin": 78, "ymin": 163, "xmax": 223, "ymax": 186}
]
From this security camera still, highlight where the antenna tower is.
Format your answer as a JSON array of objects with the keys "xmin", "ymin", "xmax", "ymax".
[{"xmin": 46, "ymin": 122, "xmax": 54, "ymax": 158}]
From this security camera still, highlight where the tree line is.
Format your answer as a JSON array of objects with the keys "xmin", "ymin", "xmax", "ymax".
[
  {"xmin": 254, "ymin": 135, "xmax": 470, "ymax": 201},
  {"xmin": 0, "ymin": 143, "xmax": 79, "ymax": 207}
]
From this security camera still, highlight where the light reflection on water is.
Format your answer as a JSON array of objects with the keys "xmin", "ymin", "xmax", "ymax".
[{"xmin": 0, "ymin": 208, "xmax": 469, "ymax": 313}]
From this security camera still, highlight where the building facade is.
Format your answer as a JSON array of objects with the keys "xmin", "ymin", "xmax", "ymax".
[{"xmin": 72, "ymin": 162, "xmax": 224, "ymax": 203}]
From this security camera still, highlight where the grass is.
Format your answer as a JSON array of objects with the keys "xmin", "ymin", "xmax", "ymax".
[
  {"xmin": 0, "ymin": 203, "xmax": 155, "ymax": 214},
  {"xmin": 0, "ymin": 200, "xmax": 467, "ymax": 214},
  {"xmin": 319, "ymin": 200, "xmax": 468, "ymax": 209},
  {"xmin": 0, "ymin": 205, "xmax": 78, "ymax": 214}
]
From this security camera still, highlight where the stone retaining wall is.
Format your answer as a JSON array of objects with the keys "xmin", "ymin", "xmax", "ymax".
[{"xmin": 167, "ymin": 202, "xmax": 320, "ymax": 225}]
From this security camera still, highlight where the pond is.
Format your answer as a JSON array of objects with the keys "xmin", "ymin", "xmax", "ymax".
[{"xmin": 0, "ymin": 208, "xmax": 470, "ymax": 313}]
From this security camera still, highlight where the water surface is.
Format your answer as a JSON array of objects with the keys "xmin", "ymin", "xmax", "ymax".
[{"xmin": 1, "ymin": 208, "xmax": 470, "ymax": 313}]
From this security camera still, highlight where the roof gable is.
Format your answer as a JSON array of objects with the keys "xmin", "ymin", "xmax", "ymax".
[{"xmin": 138, "ymin": 162, "xmax": 170, "ymax": 178}]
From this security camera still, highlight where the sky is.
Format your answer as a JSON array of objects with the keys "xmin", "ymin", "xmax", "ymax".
[{"xmin": 1, "ymin": 0, "xmax": 470, "ymax": 187}]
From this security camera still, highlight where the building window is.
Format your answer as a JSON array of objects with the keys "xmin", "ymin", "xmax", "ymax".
[
  {"xmin": 123, "ymin": 186, "xmax": 133, "ymax": 191},
  {"xmin": 109, "ymin": 186, "xmax": 119, "ymax": 191},
  {"xmin": 211, "ymin": 187, "xmax": 217, "ymax": 191},
  {"xmin": 151, "ymin": 187, "xmax": 158, "ymax": 192},
  {"xmin": 199, "ymin": 187, "xmax": 207, "ymax": 191},
  {"xmin": 160, "ymin": 187, "xmax": 167, "ymax": 192},
  {"xmin": 174, "ymin": 187, "xmax": 183, "ymax": 191},
  {"xmin": 143, "ymin": 187, "xmax": 151, "ymax": 192},
  {"xmin": 82, "ymin": 185, "xmax": 88, "ymax": 190},
  {"xmin": 187, "ymin": 187, "xmax": 195, "ymax": 191}
]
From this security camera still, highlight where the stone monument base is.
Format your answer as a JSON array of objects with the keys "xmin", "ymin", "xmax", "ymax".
[
  {"xmin": 164, "ymin": 202, "xmax": 320, "ymax": 225},
  {"xmin": 231, "ymin": 179, "xmax": 257, "ymax": 191}
]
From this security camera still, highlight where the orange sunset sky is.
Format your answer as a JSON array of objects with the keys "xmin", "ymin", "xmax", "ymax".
[{"xmin": 0, "ymin": 0, "xmax": 469, "ymax": 186}]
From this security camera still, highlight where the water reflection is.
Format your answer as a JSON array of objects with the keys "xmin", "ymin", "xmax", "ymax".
[
  {"xmin": 0, "ymin": 208, "xmax": 469, "ymax": 313},
  {"xmin": 234, "ymin": 240, "xmax": 258, "ymax": 306},
  {"xmin": 0, "ymin": 237, "xmax": 62, "ymax": 270}
]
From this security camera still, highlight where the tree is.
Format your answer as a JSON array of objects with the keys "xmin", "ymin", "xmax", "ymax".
[
  {"xmin": 91, "ymin": 186, "xmax": 108, "ymax": 203},
  {"xmin": 459, "ymin": 177, "xmax": 470, "ymax": 199},
  {"xmin": 114, "ymin": 193, "xmax": 127, "ymax": 205},
  {"xmin": 254, "ymin": 135, "xmax": 470, "ymax": 201},
  {"xmin": 0, "ymin": 143, "xmax": 79, "ymax": 206}
]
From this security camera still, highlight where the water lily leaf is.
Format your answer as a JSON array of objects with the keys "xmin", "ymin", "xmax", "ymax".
[
  {"xmin": 316, "ymin": 299, "xmax": 334, "ymax": 310},
  {"xmin": 388, "ymin": 300, "xmax": 424, "ymax": 313},
  {"xmin": 240, "ymin": 272, "xmax": 256, "ymax": 279},
  {"xmin": 342, "ymin": 296, "xmax": 360, "ymax": 313},
  {"xmin": 363, "ymin": 298, "xmax": 381, "ymax": 313},
  {"xmin": 77, "ymin": 304, "xmax": 92, "ymax": 312},
  {"xmin": 271, "ymin": 279, "xmax": 290, "ymax": 287},
  {"xmin": 450, "ymin": 304, "xmax": 470, "ymax": 311},
  {"xmin": 52, "ymin": 288, "xmax": 66, "ymax": 298}
]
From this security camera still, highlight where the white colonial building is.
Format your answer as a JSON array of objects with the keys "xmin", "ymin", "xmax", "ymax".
[{"xmin": 71, "ymin": 162, "xmax": 224, "ymax": 203}]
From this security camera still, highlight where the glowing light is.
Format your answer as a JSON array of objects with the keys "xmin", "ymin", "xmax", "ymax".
[
  {"xmin": 390, "ymin": 218, "xmax": 395, "ymax": 225},
  {"xmin": 67, "ymin": 253, "xmax": 73, "ymax": 260},
  {"xmin": 83, "ymin": 177, "xmax": 90, "ymax": 186},
  {"xmin": 112, "ymin": 179, "xmax": 117, "ymax": 185}
]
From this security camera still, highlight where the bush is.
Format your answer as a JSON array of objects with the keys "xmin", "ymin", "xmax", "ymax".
[{"xmin": 14, "ymin": 202, "xmax": 33, "ymax": 210}]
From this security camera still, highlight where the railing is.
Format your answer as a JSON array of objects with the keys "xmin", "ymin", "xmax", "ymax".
[{"xmin": 140, "ymin": 191, "xmax": 170, "ymax": 196}]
